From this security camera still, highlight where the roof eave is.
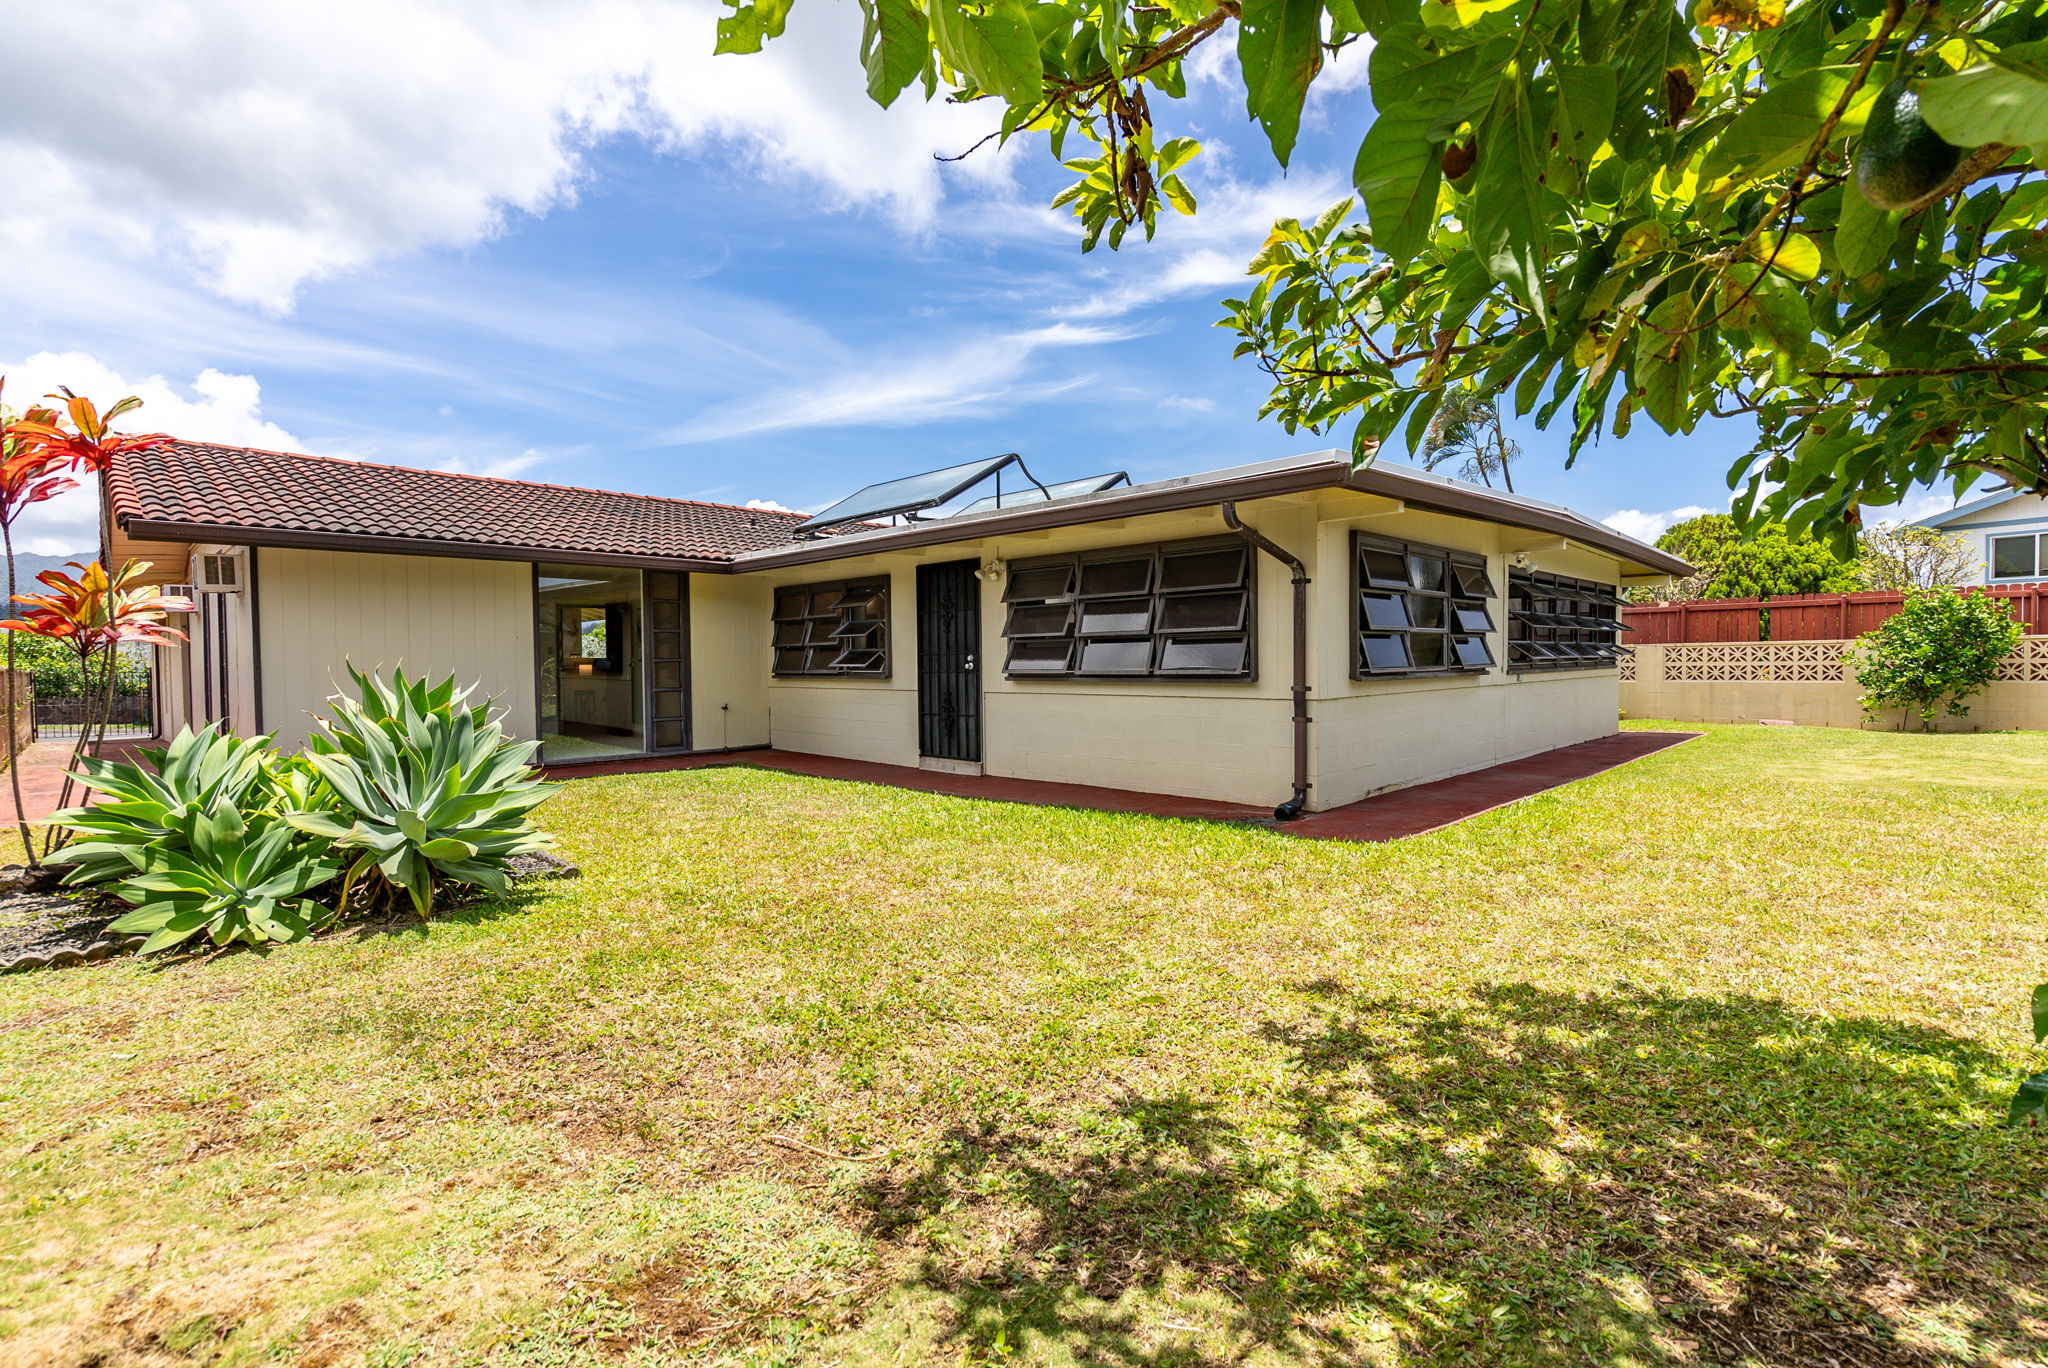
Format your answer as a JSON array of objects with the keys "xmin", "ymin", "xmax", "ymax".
[
  {"xmin": 1350, "ymin": 465, "xmax": 1695, "ymax": 577},
  {"xmin": 727, "ymin": 454, "xmax": 1695, "ymax": 578},
  {"xmin": 117, "ymin": 518, "xmax": 737, "ymax": 573},
  {"xmin": 1909, "ymin": 486, "xmax": 2020, "ymax": 528},
  {"xmin": 729, "ymin": 457, "xmax": 1353, "ymax": 571}
]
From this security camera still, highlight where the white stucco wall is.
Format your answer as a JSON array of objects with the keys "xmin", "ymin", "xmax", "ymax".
[
  {"xmin": 253, "ymin": 547, "xmax": 536, "ymax": 751},
  {"xmin": 687, "ymin": 572, "xmax": 772, "ymax": 752}
]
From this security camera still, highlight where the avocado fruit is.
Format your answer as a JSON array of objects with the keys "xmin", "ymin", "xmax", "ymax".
[{"xmin": 1855, "ymin": 77, "xmax": 1968, "ymax": 210}]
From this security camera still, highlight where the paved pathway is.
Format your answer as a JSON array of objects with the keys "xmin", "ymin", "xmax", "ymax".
[
  {"xmin": 547, "ymin": 730, "xmax": 1700, "ymax": 843},
  {"xmin": 0, "ymin": 738, "xmax": 150, "ymax": 824},
  {"xmin": 2, "ymin": 729, "xmax": 1700, "ymax": 840}
]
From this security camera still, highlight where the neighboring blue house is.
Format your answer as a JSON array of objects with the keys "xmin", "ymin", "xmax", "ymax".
[{"xmin": 1912, "ymin": 489, "xmax": 2048, "ymax": 584}]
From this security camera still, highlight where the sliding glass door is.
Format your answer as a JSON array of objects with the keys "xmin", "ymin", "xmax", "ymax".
[{"xmin": 536, "ymin": 564, "xmax": 646, "ymax": 764}]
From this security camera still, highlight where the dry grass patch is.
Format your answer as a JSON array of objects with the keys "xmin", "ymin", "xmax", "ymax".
[{"xmin": 0, "ymin": 721, "xmax": 2042, "ymax": 1366}]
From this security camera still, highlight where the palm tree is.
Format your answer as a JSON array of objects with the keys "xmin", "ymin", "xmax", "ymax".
[{"xmin": 1418, "ymin": 389, "xmax": 1519, "ymax": 493}]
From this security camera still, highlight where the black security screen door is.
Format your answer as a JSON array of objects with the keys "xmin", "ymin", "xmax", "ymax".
[{"xmin": 917, "ymin": 559, "xmax": 983, "ymax": 762}]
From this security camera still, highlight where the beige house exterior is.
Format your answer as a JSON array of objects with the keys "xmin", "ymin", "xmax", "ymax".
[
  {"xmin": 106, "ymin": 444, "xmax": 1690, "ymax": 817},
  {"xmin": 1913, "ymin": 488, "xmax": 2048, "ymax": 585}
]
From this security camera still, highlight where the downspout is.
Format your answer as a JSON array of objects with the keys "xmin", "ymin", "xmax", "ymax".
[{"xmin": 1220, "ymin": 502, "xmax": 1311, "ymax": 821}]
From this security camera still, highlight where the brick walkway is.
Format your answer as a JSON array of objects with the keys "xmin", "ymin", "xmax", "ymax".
[
  {"xmin": 548, "ymin": 730, "xmax": 1700, "ymax": 843},
  {"xmin": 4, "ymin": 730, "xmax": 1699, "ymax": 840},
  {"xmin": 0, "ymin": 737, "xmax": 151, "ymax": 824}
]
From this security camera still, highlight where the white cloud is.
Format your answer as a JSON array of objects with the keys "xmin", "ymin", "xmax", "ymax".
[
  {"xmin": 1865, "ymin": 486, "xmax": 1975, "ymax": 526},
  {"xmin": 435, "ymin": 449, "xmax": 547, "ymax": 480},
  {"xmin": 0, "ymin": 351, "xmax": 302, "ymax": 555},
  {"xmin": 0, "ymin": 0, "xmax": 1009, "ymax": 311},
  {"xmin": 658, "ymin": 323, "xmax": 1139, "ymax": 444},
  {"xmin": 1158, "ymin": 394, "xmax": 1219, "ymax": 415},
  {"xmin": 1054, "ymin": 171, "xmax": 1352, "ymax": 319},
  {"xmin": 1601, "ymin": 505, "xmax": 1717, "ymax": 545},
  {"xmin": 744, "ymin": 497, "xmax": 808, "ymax": 515}
]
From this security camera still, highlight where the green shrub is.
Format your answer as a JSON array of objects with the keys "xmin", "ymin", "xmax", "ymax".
[
  {"xmin": 105, "ymin": 807, "xmax": 340, "ymax": 953},
  {"xmin": 52, "ymin": 670, "xmax": 558, "ymax": 952},
  {"xmin": 1852, "ymin": 587, "xmax": 2021, "ymax": 730},
  {"xmin": 6, "ymin": 633, "xmax": 149, "ymax": 700},
  {"xmin": 288, "ymin": 667, "xmax": 556, "ymax": 918},
  {"xmin": 46, "ymin": 726, "xmax": 290, "ymax": 885}
]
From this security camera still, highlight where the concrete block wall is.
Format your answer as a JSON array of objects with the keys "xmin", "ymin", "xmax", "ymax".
[{"xmin": 1622, "ymin": 638, "xmax": 2048, "ymax": 730}]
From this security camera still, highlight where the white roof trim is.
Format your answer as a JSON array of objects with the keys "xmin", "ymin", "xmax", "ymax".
[{"xmin": 1910, "ymin": 487, "xmax": 2026, "ymax": 528}]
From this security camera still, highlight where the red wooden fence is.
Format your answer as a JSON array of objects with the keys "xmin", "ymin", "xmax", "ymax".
[{"xmin": 1624, "ymin": 582, "xmax": 2048, "ymax": 643}]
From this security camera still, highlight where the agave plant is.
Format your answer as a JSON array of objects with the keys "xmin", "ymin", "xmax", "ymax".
[
  {"xmin": 106, "ymin": 806, "xmax": 340, "ymax": 953},
  {"xmin": 45, "ymin": 725, "xmax": 294, "ymax": 885},
  {"xmin": 290, "ymin": 667, "xmax": 556, "ymax": 918}
]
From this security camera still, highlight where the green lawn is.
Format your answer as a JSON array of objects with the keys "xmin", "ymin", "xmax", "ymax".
[{"xmin": 2, "ymin": 722, "xmax": 2044, "ymax": 1368}]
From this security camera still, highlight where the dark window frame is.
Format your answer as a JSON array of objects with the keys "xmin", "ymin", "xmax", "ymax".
[
  {"xmin": 1507, "ymin": 569, "xmax": 1629, "ymax": 673},
  {"xmin": 1000, "ymin": 535, "xmax": 1257, "ymax": 681},
  {"xmin": 1350, "ymin": 532, "xmax": 1497, "ymax": 680},
  {"xmin": 771, "ymin": 577, "xmax": 892, "ymax": 678}
]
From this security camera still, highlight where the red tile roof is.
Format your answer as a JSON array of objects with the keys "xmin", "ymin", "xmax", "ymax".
[{"xmin": 106, "ymin": 440, "xmax": 815, "ymax": 566}]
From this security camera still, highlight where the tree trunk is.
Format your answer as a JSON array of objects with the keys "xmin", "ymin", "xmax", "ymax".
[
  {"xmin": 2, "ymin": 521, "xmax": 34, "ymax": 868},
  {"xmin": 43, "ymin": 648, "xmax": 113, "ymax": 857}
]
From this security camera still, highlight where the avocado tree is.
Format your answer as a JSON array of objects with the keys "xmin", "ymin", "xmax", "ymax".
[{"xmin": 719, "ymin": 0, "xmax": 2048, "ymax": 543}]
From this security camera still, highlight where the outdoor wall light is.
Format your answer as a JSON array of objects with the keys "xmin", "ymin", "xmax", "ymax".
[{"xmin": 976, "ymin": 560, "xmax": 1007, "ymax": 583}]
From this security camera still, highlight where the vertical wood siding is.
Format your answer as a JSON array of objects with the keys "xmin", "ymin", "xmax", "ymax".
[{"xmin": 255, "ymin": 548, "xmax": 535, "ymax": 750}]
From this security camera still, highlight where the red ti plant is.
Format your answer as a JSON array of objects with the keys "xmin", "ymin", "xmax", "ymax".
[
  {"xmin": 0, "ymin": 386, "xmax": 168, "ymax": 865},
  {"xmin": 10, "ymin": 389, "xmax": 169, "ymax": 474},
  {"xmin": 0, "ymin": 560, "xmax": 190, "ymax": 855},
  {"xmin": 0, "ymin": 385, "xmax": 71, "ymax": 864}
]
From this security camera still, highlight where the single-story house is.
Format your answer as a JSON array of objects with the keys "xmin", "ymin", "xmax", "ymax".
[
  {"xmin": 1911, "ymin": 488, "xmax": 2048, "ymax": 584},
  {"xmin": 102, "ymin": 441, "xmax": 1690, "ymax": 816}
]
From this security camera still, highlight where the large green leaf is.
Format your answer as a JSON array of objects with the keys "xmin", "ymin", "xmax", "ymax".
[
  {"xmin": 1702, "ymin": 65, "xmax": 1867, "ymax": 191},
  {"xmin": 1917, "ymin": 57, "xmax": 2048, "ymax": 148},
  {"xmin": 929, "ymin": 0, "xmax": 1042, "ymax": 106},
  {"xmin": 2033, "ymin": 983, "xmax": 2048, "ymax": 1045},
  {"xmin": 1634, "ymin": 292, "xmax": 1697, "ymax": 434},
  {"xmin": 712, "ymin": 0, "xmax": 795, "ymax": 54},
  {"xmin": 1237, "ymin": 0, "xmax": 1325, "ymax": 166},
  {"xmin": 859, "ymin": 0, "xmax": 928, "ymax": 107},
  {"xmin": 1469, "ymin": 69, "xmax": 1548, "ymax": 320},
  {"xmin": 1353, "ymin": 36, "xmax": 1478, "ymax": 263},
  {"xmin": 1835, "ymin": 179, "xmax": 1900, "ymax": 276},
  {"xmin": 1553, "ymin": 63, "xmax": 1618, "ymax": 163}
]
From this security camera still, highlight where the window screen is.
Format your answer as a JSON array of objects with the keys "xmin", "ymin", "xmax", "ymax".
[
  {"xmin": 1991, "ymin": 534, "xmax": 2043, "ymax": 580},
  {"xmin": 771, "ymin": 578, "xmax": 890, "ymax": 677},
  {"xmin": 1352, "ymin": 534, "xmax": 1496, "ymax": 678},
  {"xmin": 1001, "ymin": 536, "xmax": 1254, "ymax": 679},
  {"xmin": 1507, "ymin": 569, "xmax": 1628, "ymax": 671}
]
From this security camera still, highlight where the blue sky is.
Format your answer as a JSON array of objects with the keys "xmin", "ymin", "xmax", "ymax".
[{"xmin": 0, "ymin": 0, "xmax": 1958, "ymax": 555}]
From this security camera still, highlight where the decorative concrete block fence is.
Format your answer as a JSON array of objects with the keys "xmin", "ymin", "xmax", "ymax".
[{"xmin": 1620, "ymin": 637, "xmax": 2048, "ymax": 730}]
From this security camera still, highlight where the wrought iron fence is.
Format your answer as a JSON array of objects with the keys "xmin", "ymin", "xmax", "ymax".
[{"xmin": 34, "ymin": 690, "xmax": 153, "ymax": 741}]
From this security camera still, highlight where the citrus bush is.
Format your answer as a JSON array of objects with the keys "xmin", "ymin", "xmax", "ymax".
[{"xmin": 1853, "ymin": 587, "xmax": 2022, "ymax": 730}]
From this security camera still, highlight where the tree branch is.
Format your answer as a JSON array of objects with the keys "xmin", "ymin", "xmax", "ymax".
[{"xmin": 1811, "ymin": 361, "xmax": 2048, "ymax": 379}]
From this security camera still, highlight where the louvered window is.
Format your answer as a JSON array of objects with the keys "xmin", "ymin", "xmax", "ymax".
[
  {"xmin": 1352, "ymin": 533, "xmax": 1496, "ymax": 677},
  {"xmin": 1506, "ymin": 570, "xmax": 1629, "ymax": 670},
  {"xmin": 1001, "ymin": 537, "xmax": 1254, "ymax": 679},
  {"xmin": 771, "ymin": 579, "xmax": 890, "ymax": 677}
]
